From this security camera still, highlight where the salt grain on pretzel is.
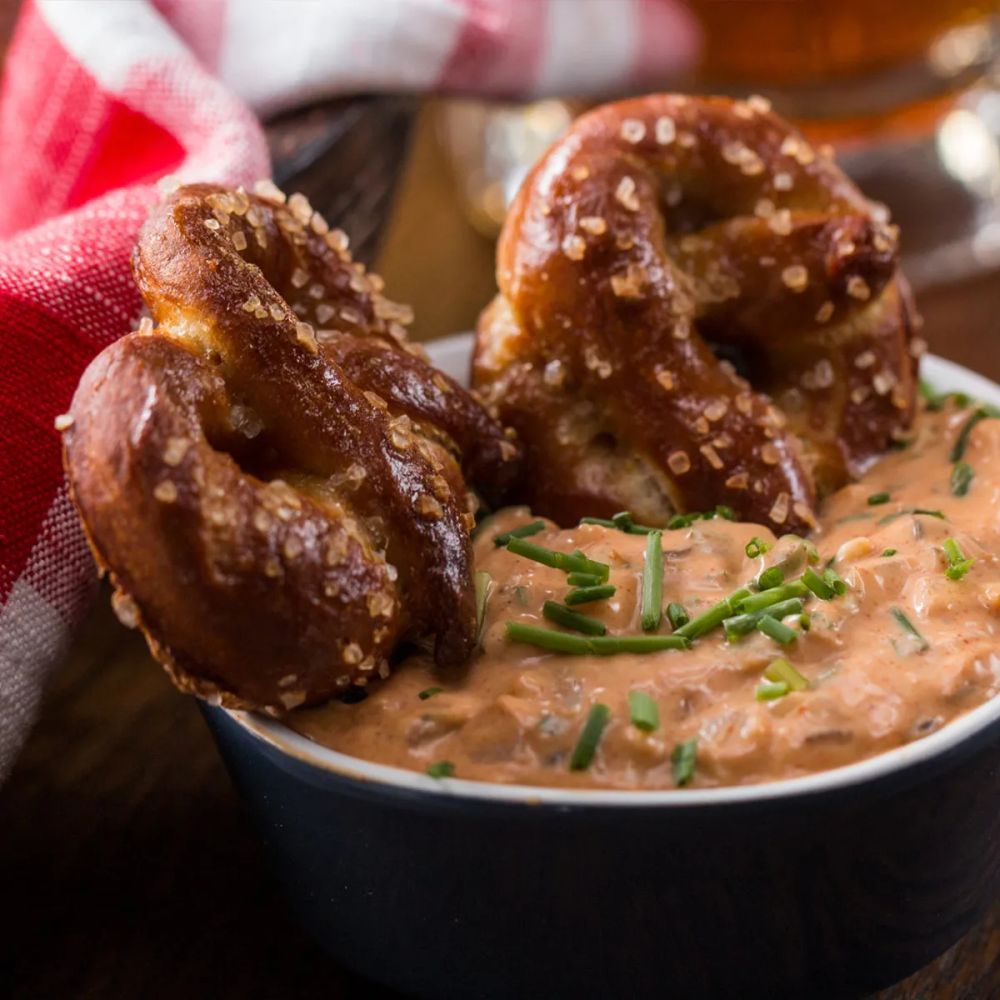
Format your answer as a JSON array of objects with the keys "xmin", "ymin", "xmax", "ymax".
[
  {"xmin": 63, "ymin": 183, "xmax": 520, "ymax": 713},
  {"xmin": 474, "ymin": 95, "xmax": 918, "ymax": 533}
]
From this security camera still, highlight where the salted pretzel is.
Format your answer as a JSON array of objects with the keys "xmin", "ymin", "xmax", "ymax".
[
  {"xmin": 474, "ymin": 94, "xmax": 919, "ymax": 535},
  {"xmin": 62, "ymin": 183, "xmax": 520, "ymax": 712}
]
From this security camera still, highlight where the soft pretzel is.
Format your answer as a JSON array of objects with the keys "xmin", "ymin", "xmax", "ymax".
[
  {"xmin": 62, "ymin": 183, "xmax": 520, "ymax": 712},
  {"xmin": 474, "ymin": 94, "xmax": 919, "ymax": 535}
]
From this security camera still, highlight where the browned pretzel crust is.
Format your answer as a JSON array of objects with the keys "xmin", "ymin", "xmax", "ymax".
[
  {"xmin": 62, "ymin": 183, "xmax": 520, "ymax": 712},
  {"xmin": 474, "ymin": 94, "xmax": 919, "ymax": 534}
]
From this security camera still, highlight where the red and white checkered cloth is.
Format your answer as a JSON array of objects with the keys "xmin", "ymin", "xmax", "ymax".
[{"xmin": 0, "ymin": 0, "xmax": 699, "ymax": 778}]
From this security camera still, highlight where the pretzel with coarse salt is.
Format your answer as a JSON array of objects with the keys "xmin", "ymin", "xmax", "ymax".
[
  {"xmin": 62, "ymin": 182, "xmax": 520, "ymax": 712},
  {"xmin": 474, "ymin": 94, "xmax": 920, "ymax": 535}
]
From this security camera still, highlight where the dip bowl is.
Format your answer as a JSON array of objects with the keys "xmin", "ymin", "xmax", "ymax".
[{"xmin": 203, "ymin": 338, "xmax": 1000, "ymax": 999}]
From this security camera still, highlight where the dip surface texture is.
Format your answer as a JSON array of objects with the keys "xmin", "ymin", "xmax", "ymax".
[{"xmin": 291, "ymin": 407, "xmax": 1000, "ymax": 789}]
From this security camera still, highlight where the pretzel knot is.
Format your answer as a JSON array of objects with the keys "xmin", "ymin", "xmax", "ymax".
[
  {"xmin": 474, "ymin": 95, "xmax": 919, "ymax": 535},
  {"xmin": 63, "ymin": 183, "xmax": 520, "ymax": 712}
]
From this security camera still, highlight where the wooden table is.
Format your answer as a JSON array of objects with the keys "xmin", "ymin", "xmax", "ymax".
[{"xmin": 3, "ymin": 103, "xmax": 1000, "ymax": 999}]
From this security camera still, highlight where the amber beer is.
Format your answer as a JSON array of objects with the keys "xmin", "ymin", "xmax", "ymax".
[{"xmin": 687, "ymin": 0, "xmax": 998, "ymax": 130}]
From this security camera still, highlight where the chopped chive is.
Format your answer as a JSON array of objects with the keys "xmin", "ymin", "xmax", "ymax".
[
  {"xmin": 426, "ymin": 761, "xmax": 455, "ymax": 779},
  {"xmin": 801, "ymin": 566, "xmax": 834, "ymax": 600},
  {"xmin": 756, "ymin": 566, "xmax": 785, "ymax": 590},
  {"xmin": 674, "ymin": 587, "xmax": 753, "ymax": 640},
  {"xmin": 506, "ymin": 537, "xmax": 610, "ymax": 581},
  {"xmin": 867, "ymin": 491, "xmax": 891, "ymax": 505},
  {"xmin": 890, "ymin": 607, "xmax": 928, "ymax": 651},
  {"xmin": 666, "ymin": 602, "xmax": 689, "ymax": 630},
  {"xmin": 493, "ymin": 520, "xmax": 546, "ymax": 546},
  {"xmin": 542, "ymin": 600, "xmax": 606, "ymax": 635},
  {"xmin": 723, "ymin": 598, "xmax": 804, "ymax": 641},
  {"xmin": 565, "ymin": 584, "xmax": 617, "ymax": 606},
  {"xmin": 581, "ymin": 511, "xmax": 659, "ymax": 534},
  {"xmin": 877, "ymin": 507, "xmax": 946, "ymax": 526},
  {"xmin": 666, "ymin": 506, "xmax": 737, "ymax": 530},
  {"xmin": 418, "ymin": 686, "xmax": 443, "ymax": 700},
  {"xmin": 942, "ymin": 537, "xmax": 974, "ymax": 581},
  {"xmin": 567, "ymin": 571, "xmax": 603, "ymax": 587},
  {"xmin": 764, "ymin": 657, "xmax": 809, "ymax": 691},
  {"xmin": 882, "ymin": 548, "xmax": 897, "ymax": 557},
  {"xmin": 822, "ymin": 568, "xmax": 848, "ymax": 595},
  {"xmin": 628, "ymin": 691, "xmax": 660, "ymax": 732},
  {"xmin": 798, "ymin": 613, "xmax": 811, "ymax": 631},
  {"xmin": 505, "ymin": 622, "xmax": 688, "ymax": 655},
  {"xmin": 756, "ymin": 680, "xmax": 789, "ymax": 701},
  {"xmin": 570, "ymin": 703, "xmax": 611, "ymax": 770},
  {"xmin": 745, "ymin": 536, "xmax": 772, "ymax": 559},
  {"xmin": 513, "ymin": 585, "xmax": 529, "ymax": 606},
  {"xmin": 757, "ymin": 614, "xmax": 797, "ymax": 645},
  {"xmin": 671, "ymin": 739, "xmax": 698, "ymax": 787},
  {"xmin": 737, "ymin": 581, "xmax": 809, "ymax": 614},
  {"xmin": 951, "ymin": 408, "xmax": 988, "ymax": 463},
  {"xmin": 475, "ymin": 570, "xmax": 492, "ymax": 644},
  {"xmin": 950, "ymin": 462, "xmax": 974, "ymax": 497},
  {"xmin": 641, "ymin": 530, "xmax": 663, "ymax": 632}
]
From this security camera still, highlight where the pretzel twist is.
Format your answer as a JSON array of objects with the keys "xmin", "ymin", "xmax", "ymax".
[
  {"xmin": 63, "ymin": 183, "xmax": 520, "ymax": 711},
  {"xmin": 474, "ymin": 95, "xmax": 919, "ymax": 535}
]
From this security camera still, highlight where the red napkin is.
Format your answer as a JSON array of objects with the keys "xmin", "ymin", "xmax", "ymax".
[{"xmin": 0, "ymin": 0, "xmax": 699, "ymax": 778}]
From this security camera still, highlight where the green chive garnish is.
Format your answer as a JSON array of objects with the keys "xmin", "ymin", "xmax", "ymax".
[
  {"xmin": 565, "ymin": 584, "xmax": 617, "ymax": 606},
  {"xmin": 723, "ymin": 599, "xmax": 804, "ymax": 642},
  {"xmin": 745, "ymin": 536, "xmax": 772, "ymax": 559},
  {"xmin": 877, "ymin": 507, "xmax": 946, "ymax": 525},
  {"xmin": 891, "ymin": 607, "xmax": 928, "ymax": 650},
  {"xmin": 674, "ymin": 587, "xmax": 753, "ymax": 640},
  {"xmin": 426, "ymin": 761, "xmax": 455, "ymax": 779},
  {"xmin": 756, "ymin": 566, "xmax": 785, "ymax": 590},
  {"xmin": 757, "ymin": 614, "xmax": 797, "ymax": 645},
  {"xmin": 493, "ymin": 520, "xmax": 546, "ymax": 546},
  {"xmin": 942, "ymin": 537, "xmax": 973, "ymax": 581},
  {"xmin": 950, "ymin": 462, "xmax": 974, "ymax": 497},
  {"xmin": 418, "ymin": 686, "xmax": 442, "ymax": 700},
  {"xmin": 570, "ymin": 703, "xmax": 611, "ymax": 770},
  {"xmin": 641, "ymin": 530, "xmax": 663, "ymax": 632},
  {"xmin": 666, "ymin": 506, "xmax": 737, "ymax": 530},
  {"xmin": 542, "ymin": 600, "xmax": 606, "ymax": 635},
  {"xmin": 671, "ymin": 739, "xmax": 698, "ymax": 787},
  {"xmin": 581, "ymin": 511, "xmax": 658, "ymax": 535},
  {"xmin": 951, "ymin": 408, "xmax": 988, "ymax": 463},
  {"xmin": 737, "ymin": 581, "xmax": 809, "ymax": 614},
  {"xmin": 882, "ymin": 548, "xmax": 897, "ymax": 557},
  {"xmin": 506, "ymin": 537, "xmax": 610, "ymax": 581},
  {"xmin": 867, "ymin": 491, "xmax": 891, "ymax": 505},
  {"xmin": 666, "ymin": 602, "xmax": 689, "ymax": 630},
  {"xmin": 628, "ymin": 691, "xmax": 660, "ymax": 732},
  {"xmin": 475, "ymin": 570, "xmax": 492, "ymax": 643},
  {"xmin": 506, "ymin": 622, "xmax": 689, "ymax": 655},
  {"xmin": 798, "ymin": 613, "xmax": 811, "ymax": 631},
  {"xmin": 801, "ymin": 566, "xmax": 834, "ymax": 600},
  {"xmin": 567, "ymin": 571, "xmax": 603, "ymax": 587},
  {"xmin": 756, "ymin": 680, "xmax": 789, "ymax": 701},
  {"xmin": 822, "ymin": 568, "xmax": 848, "ymax": 595},
  {"xmin": 764, "ymin": 657, "xmax": 808, "ymax": 691}
]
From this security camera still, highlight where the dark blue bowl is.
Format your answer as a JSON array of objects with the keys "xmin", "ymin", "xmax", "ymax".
[{"xmin": 203, "ymin": 697, "xmax": 1000, "ymax": 999}]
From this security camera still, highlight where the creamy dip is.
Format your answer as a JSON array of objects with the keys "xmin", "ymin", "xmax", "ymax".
[{"xmin": 291, "ymin": 406, "xmax": 1000, "ymax": 789}]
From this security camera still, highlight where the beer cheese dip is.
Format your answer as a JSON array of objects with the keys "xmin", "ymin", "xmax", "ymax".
[{"xmin": 291, "ymin": 403, "xmax": 1000, "ymax": 789}]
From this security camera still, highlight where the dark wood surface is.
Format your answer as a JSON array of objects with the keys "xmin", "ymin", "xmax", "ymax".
[{"xmin": 3, "ymin": 99, "xmax": 1000, "ymax": 997}]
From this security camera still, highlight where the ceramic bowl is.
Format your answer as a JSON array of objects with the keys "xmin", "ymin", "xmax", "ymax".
[{"xmin": 204, "ymin": 337, "xmax": 1000, "ymax": 999}]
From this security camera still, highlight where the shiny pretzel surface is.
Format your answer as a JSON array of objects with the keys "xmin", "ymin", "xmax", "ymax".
[
  {"xmin": 62, "ymin": 183, "xmax": 519, "ymax": 712},
  {"xmin": 474, "ymin": 94, "xmax": 920, "ymax": 535}
]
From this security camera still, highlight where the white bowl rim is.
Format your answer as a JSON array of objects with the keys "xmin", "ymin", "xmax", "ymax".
[{"xmin": 224, "ymin": 340, "xmax": 1000, "ymax": 808}]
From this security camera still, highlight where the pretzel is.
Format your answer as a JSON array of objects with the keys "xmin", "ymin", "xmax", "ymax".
[
  {"xmin": 474, "ymin": 95, "xmax": 919, "ymax": 535},
  {"xmin": 61, "ymin": 183, "xmax": 520, "ymax": 712}
]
